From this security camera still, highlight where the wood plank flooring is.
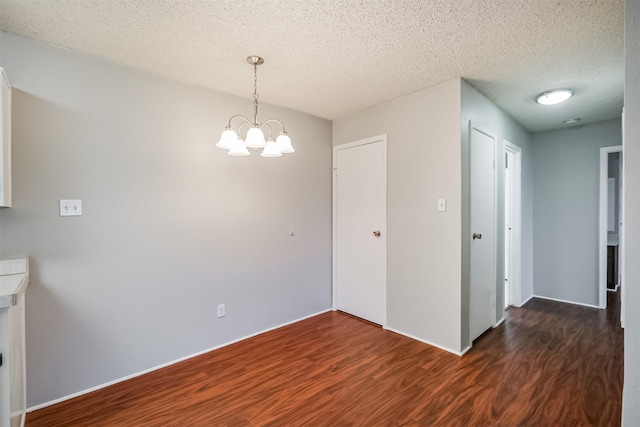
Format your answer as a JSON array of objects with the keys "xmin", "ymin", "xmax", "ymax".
[{"xmin": 27, "ymin": 291, "xmax": 623, "ymax": 426}]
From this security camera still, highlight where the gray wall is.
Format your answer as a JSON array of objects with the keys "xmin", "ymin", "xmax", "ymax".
[
  {"xmin": 333, "ymin": 79, "xmax": 464, "ymax": 353},
  {"xmin": 623, "ymin": 0, "xmax": 640, "ymax": 423},
  {"xmin": 0, "ymin": 33, "xmax": 332, "ymax": 407},
  {"xmin": 532, "ymin": 119, "xmax": 621, "ymax": 306},
  {"xmin": 461, "ymin": 80, "xmax": 533, "ymax": 336}
]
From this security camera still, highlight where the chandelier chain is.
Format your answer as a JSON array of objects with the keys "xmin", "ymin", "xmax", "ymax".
[
  {"xmin": 252, "ymin": 63, "xmax": 259, "ymax": 125},
  {"xmin": 253, "ymin": 64, "xmax": 259, "ymax": 102},
  {"xmin": 216, "ymin": 55, "xmax": 294, "ymax": 157}
]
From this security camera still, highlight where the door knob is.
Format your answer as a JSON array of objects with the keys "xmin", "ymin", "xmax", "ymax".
[
  {"xmin": 473, "ymin": 233, "xmax": 482, "ymax": 240},
  {"xmin": 373, "ymin": 231, "xmax": 381, "ymax": 237}
]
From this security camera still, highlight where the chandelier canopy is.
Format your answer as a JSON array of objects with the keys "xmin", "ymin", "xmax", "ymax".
[{"xmin": 216, "ymin": 56, "xmax": 294, "ymax": 157}]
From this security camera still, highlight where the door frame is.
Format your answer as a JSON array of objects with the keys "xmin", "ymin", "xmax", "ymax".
[
  {"xmin": 504, "ymin": 140, "xmax": 522, "ymax": 308},
  {"xmin": 468, "ymin": 121, "xmax": 497, "ymax": 338},
  {"xmin": 598, "ymin": 145, "xmax": 623, "ymax": 309},
  {"xmin": 332, "ymin": 134, "xmax": 388, "ymax": 327}
]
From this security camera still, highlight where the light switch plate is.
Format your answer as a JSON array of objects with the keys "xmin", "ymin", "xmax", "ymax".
[
  {"xmin": 437, "ymin": 198, "xmax": 446, "ymax": 212},
  {"xmin": 59, "ymin": 199, "xmax": 82, "ymax": 216}
]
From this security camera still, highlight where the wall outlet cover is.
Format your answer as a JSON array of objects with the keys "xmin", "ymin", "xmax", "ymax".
[{"xmin": 59, "ymin": 199, "xmax": 82, "ymax": 216}]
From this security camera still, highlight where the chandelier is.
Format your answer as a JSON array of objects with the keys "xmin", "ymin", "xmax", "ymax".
[{"xmin": 216, "ymin": 56, "xmax": 294, "ymax": 157}]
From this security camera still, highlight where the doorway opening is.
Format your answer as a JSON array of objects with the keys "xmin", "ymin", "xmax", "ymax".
[
  {"xmin": 598, "ymin": 145, "xmax": 623, "ymax": 309},
  {"xmin": 504, "ymin": 141, "xmax": 522, "ymax": 309}
]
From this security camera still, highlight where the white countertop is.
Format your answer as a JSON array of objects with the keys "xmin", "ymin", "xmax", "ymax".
[{"xmin": 0, "ymin": 257, "xmax": 29, "ymax": 309}]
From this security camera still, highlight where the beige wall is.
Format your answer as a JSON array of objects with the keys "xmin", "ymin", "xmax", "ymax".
[
  {"xmin": 333, "ymin": 79, "xmax": 464, "ymax": 353},
  {"xmin": 334, "ymin": 79, "xmax": 533, "ymax": 353}
]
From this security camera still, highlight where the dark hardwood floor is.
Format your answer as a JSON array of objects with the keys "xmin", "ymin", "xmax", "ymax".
[{"xmin": 27, "ymin": 291, "xmax": 623, "ymax": 426}]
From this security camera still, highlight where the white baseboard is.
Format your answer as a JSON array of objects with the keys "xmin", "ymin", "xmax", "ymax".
[
  {"xmin": 532, "ymin": 294, "xmax": 602, "ymax": 309},
  {"xmin": 519, "ymin": 294, "xmax": 534, "ymax": 306},
  {"xmin": 385, "ymin": 327, "xmax": 464, "ymax": 356},
  {"xmin": 27, "ymin": 308, "xmax": 332, "ymax": 413},
  {"xmin": 459, "ymin": 345, "xmax": 471, "ymax": 356}
]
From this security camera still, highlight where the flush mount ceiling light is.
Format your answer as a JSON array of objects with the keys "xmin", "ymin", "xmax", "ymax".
[
  {"xmin": 216, "ymin": 56, "xmax": 294, "ymax": 157},
  {"xmin": 535, "ymin": 89, "xmax": 574, "ymax": 105},
  {"xmin": 563, "ymin": 118, "xmax": 581, "ymax": 125}
]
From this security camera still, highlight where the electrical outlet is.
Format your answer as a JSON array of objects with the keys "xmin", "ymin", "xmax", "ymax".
[{"xmin": 217, "ymin": 303, "xmax": 225, "ymax": 318}]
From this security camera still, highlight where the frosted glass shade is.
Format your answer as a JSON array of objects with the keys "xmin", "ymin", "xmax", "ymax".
[
  {"xmin": 276, "ymin": 133, "xmax": 294, "ymax": 153},
  {"xmin": 261, "ymin": 140, "xmax": 283, "ymax": 157},
  {"xmin": 216, "ymin": 128, "xmax": 237, "ymax": 149},
  {"xmin": 228, "ymin": 138, "xmax": 250, "ymax": 156},
  {"xmin": 245, "ymin": 126, "xmax": 266, "ymax": 148},
  {"xmin": 535, "ymin": 90, "xmax": 573, "ymax": 105}
]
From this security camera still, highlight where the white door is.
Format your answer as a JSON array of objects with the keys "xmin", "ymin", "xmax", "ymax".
[
  {"xmin": 470, "ymin": 123, "xmax": 496, "ymax": 342},
  {"xmin": 333, "ymin": 136, "xmax": 386, "ymax": 326},
  {"xmin": 504, "ymin": 149, "xmax": 512, "ymax": 309},
  {"xmin": 504, "ymin": 141, "xmax": 522, "ymax": 309}
]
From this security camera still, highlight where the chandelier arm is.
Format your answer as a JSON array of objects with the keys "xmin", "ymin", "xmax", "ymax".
[
  {"xmin": 259, "ymin": 122, "xmax": 274, "ymax": 139},
  {"xmin": 226, "ymin": 115, "xmax": 252, "ymax": 129},
  {"xmin": 261, "ymin": 119, "xmax": 287, "ymax": 133},
  {"xmin": 218, "ymin": 56, "xmax": 292, "ymax": 158},
  {"xmin": 236, "ymin": 120, "xmax": 251, "ymax": 137}
]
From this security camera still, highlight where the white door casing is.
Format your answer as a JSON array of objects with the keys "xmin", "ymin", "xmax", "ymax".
[
  {"xmin": 333, "ymin": 135, "xmax": 387, "ymax": 326},
  {"xmin": 469, "ymin": 122, "xmax": 496, "ymax": 342},
  {"xmin": 621, "ymin": 109, "xmax": 625, "ymax": 327},
  {"xmin": 504, "ymin": 141, "xmax": 522, "ymax": 308},
  {"xmin": 599, "ymin": 145, "xmax": 623, "ymax": 309}
]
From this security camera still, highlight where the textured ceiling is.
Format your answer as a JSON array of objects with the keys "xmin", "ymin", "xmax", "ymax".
[{"xmin": 0, "ymin": 0, "xmax": 624, "ymax": 132}]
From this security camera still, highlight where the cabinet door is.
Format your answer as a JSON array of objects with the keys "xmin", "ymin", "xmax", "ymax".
[
  {"xmin": 0, "ymin": 295, "xmax": 27, "ymax": 427},
  {"xmin": 0, "ymin": 308, "xmax": 8, "ymax": 426}
]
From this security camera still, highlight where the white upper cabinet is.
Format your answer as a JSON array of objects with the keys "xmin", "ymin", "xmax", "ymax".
[{"xmin": 0, "ymin": 67, "xmax": 11, "ymax": 208}]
